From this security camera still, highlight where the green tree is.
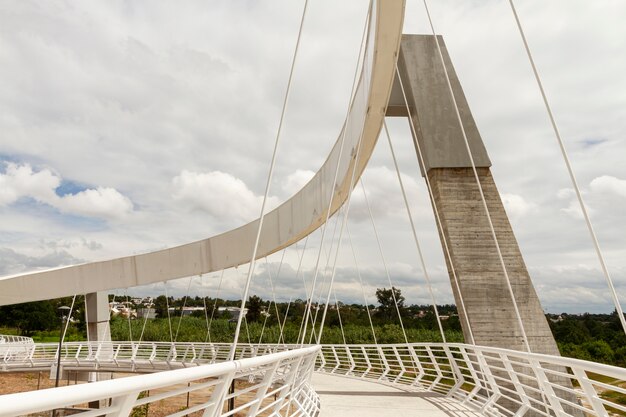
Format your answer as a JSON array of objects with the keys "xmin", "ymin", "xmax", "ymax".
[
  {"xmin": 154, "ymin": 295, "xmax": 169, "ymax": 319},
  {"xmin": 375, "ymin": 287, "xmax": 405, "ymax": 322},
  {"xmin": 0, "ymin": 301, "xmax": 57, "ymax": 336},
  {"xmin": 246, "ymin": 295, "xmax": 264, "ymax": 322}
]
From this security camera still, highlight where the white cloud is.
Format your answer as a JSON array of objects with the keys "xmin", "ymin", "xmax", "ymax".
[
  {"xmin": 172, "ymin": 170, "xmax": 280, "ymax": 224},
  {"xmin": 0, "ymin": 1, "xmax": 625, "ymax": 314},
  {"xmin": 349, "ymin": 165, "xmax": 424, "ymax": 222},
  {"xmin": 556, "ymin": 188, "xmax": 575, "ymax": 200},
  {"xmin": 0, "ymin": 163, "xmax": 59, "ymax": 205},
  {"xmin": 556, "ymin": 176, "xmax": 626, "ymax": 220},
  {"xmin": 560, "ymin": 199, "xmax": 587, "ymax": 220},
  {"xmin": 590, "ymin": 175, "xmax": 626, "ymax": 198},
  {"xmin": 57, "ymin": 187, "xmax": 133, "ymax": 220},
  {"xmin": 0, "ymin": 162, "xmax": 133, "ymax": 220},
  {"xmin": 0, "ymin": 247, "xmax": 83, "ymax": 276},
  {"xmin": 501, "ymin": 193, "xmax": 536, "ymax": 219}
]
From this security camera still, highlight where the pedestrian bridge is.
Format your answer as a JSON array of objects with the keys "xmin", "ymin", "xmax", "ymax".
[
  {"xmin": 0, "ymin": 0, "xmax": 625, "ymax": 416},
  {"xmin": 1, "ymin": 339, "xmax": 625, "ymax": 417}
]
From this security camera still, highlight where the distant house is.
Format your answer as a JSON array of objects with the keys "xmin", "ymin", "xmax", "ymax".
[
  {"xmin": 167, "ymin": 306, "xmax": 207, "ymax": 317},
  {"xmin": 109, "ymin": 302, "xmax": 136, "ymax": 319},
  {"xmin": 137, "ymin": 308, "xmax": 156, "ymax": 319},
  {"xmin": 218, "ymin": 307, "xmax": 248, "ymax": 321},
  {"xmin": 549, "ymin": 315, "xmax": 564, "ymax": 323}
]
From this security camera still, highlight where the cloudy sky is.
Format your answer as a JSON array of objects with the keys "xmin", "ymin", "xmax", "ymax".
[{"xmin": 0, "ymin": 0, "xmax": 624, "ymax": 314}]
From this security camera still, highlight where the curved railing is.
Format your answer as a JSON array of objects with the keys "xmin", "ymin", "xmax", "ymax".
[
  {"xmin": 2, "ymin": 341, "xmax": 626, "ymax": 417},
  {"xmin": 0, "ymin": 345, "xmax": 321, "ymax": 417},
  {"xmin": 0, "ymin": 334, "xmax": 34, "ymax": 365},
  {"xmin": 317, "ymin": 343, "xmax": 626, "ymax": 417},
  {"xmin": 0, "ymin": 334, "xmax": 34, "ymax": 344},
  {"xmin": 1, "ymin": 341, "xmax": 294, "ymax": 372}
]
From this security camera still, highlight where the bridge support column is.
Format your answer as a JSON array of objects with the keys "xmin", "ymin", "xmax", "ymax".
[
  {"xmin": 390, "ymin": 34, "xmax": 580, "ymax": 415},
  {"xmin": 391, "ymin": 33, "xmax": 558, "ymax": 355},
  {"xmin": 84, "ymin": 292, "xmax": 112, "ymax": 408},
  {"xmin": 85, "ymin": 292, "xmax": 112, "ymax": 343}
]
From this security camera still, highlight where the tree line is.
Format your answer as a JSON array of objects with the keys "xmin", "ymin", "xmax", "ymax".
[{"xmin": 2, "ymin": 289, "xmax": 626, "ymax": 366}]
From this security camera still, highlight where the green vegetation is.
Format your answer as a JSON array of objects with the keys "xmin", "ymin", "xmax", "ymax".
[
  {"xmin": 109, "ymin": 316, "xmax": 463, "ymax": 344},
  {"xmin": 548, "ymin": 312, "xmax": 626, "ymax": 366},
  {"xmin": 2, "ymin": 289, "xmax": 626, "ymax": 368}
]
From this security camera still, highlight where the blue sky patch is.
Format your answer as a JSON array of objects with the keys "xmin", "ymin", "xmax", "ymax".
[
  {"xmin": 55, "ymin": 179, "xmax": 89, "ymax": 197},
  {"xmin": 580, "ymin": 138, "xmax": 608, "ymax": 148},
  {"xmin": 11, "ymin": 198, "xmax": 108, "ymax": 232}
]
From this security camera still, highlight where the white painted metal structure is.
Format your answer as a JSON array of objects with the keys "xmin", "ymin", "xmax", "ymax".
[
  {"xmin": 0, "ymin": 344, "xmax": 321, "ymax": 417},
  {"xmin": 1, "ymin": 340, "xmax": 626, "ymax": 417},
  {"xmin": 0, "ymin": 0, "xmax": 625, "ymax": 416}
]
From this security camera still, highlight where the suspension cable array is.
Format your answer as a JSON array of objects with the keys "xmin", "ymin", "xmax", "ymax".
[{"xmin": 507, "ymin": 0, "xmax": 626, "ymax": 338}]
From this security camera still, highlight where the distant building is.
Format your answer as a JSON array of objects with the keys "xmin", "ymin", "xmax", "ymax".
[
  {"xmin": 218, "ymin": 306, "xmax": 248, "ymax": 321},
  {"xmin": 167, "ymin": 306, "xmax": 206, "ymax": 317},
  {"xmin": 137, "ymin": 308, "xmax": 156, "ymax": 319}
]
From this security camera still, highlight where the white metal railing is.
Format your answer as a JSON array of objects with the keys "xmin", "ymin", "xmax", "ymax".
[
  {"xmin": 0, "ymin": 345, "xmax": 321, "ymax": 417},
  {"xmin": 316, "ymin": 343, "xmax": 626, "ymax": 417},
  {"xmin": 2, "ymin": 341, "xmax": 626, "ymax": 417},
  {"xmin": 0, "ymin": 334, "xmax": 34, "ymax": 344},
  {"xmin": 0, "ymin": 334, "xmax": 34, "ymax": 364},
  {"xmin": 1, "ymin": 341, "xmax": 293, "ymax": 372}
]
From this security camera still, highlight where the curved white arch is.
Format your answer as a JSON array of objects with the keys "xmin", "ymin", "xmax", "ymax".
[{"xmin": 0, "ymin": 0, "xmax": 406, "ymax": 306}]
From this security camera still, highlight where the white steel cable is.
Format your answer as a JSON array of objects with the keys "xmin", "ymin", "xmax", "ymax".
[
  {"xmin": 201, "ymin": 276, "xmax": 210, "ymax": 342},
  {"xmin": 395, "ymin": 65, "xmax": 475, "ymax": 345},
  {"xmin": 238, "ymin": 267, "xmax": 253, "ymax": 346},
  {"xmin": 507, "ymin": 0, "xmax": 626, "ymax": 337},
  {"xmin": 422, "ymin": 0, "xmax": 531, "ymax": 352},
  {"xmin": 83, "ymin": 293, "xmax": 102, "ymax": 361},
  {"xmin": 230, "ymin": 0, "xmax": 309, "ymax": 360},
  {"xmin": 333, "ymin": 290, "xmax": 347, "ymax": 345},
  {"xmin": 296, "ymin": 234, "xmax": 323, "ymax": 344},
  {"xmin": 300, "ymin": 2, "xmax": 370, "ymax": 345},
  {"xmin": 315, "ymin": 132, "xmax": 365, "ymax": 344},
  {"xmin": 205, "ymin": 269, "xmax": 225, "ymax": 343},
  {"xmin": 244, "ymin": 316, "xmax": 252, "ymax": 346},
  {"xmin": 101, "ymin": 292, "xmax": 115, "ymax": 344},
  {"xmin": 279, "ymin": 296, "xmax": 292, "ymax": 345},
  {"xmin": 163, "ymin": 282, "xmax": 174, "ymax": 343},
  {"xmin": 124, "ymin": 289, "xmax": 134, "ymax": 344},
  {"xmin": 258, "ymin": 299, "xmax": 270, "ymax": 344},
  {"xmin": 174, "ymin": 276, "xmax": 194, "ymax": 342},
  {"xmin": 347, "ymin": 224, "xmax": 378, "ymax": 344},
  {"xmin": 258, "ymin": 258, "xmax": 276, "ymax": 344},
  {"xmin": 292, "ymin": 237, "xmax": 315, "ymax": 344},
  {"xmin": 55, "ymin": 294, "xmax": 78, "ymax": 367},
  {"xmin": 310, "ymin": 207, "xmax": 343, "ymax": 344},
  {"xmin": 282, "ymin": 239, "xmax": 308, "ymax": 344},
  {"xmin": 138, "ymin": 299, "xmax": 150, "ymax": 343},
  {"xmin": 259, "ymin": 253, "xmax": 286, "ymax": 345},
  {"xmin": 360, "ymin": 179, "xmax": 411, "ymax": 346},
  {"xmin": 307, "ymin": 203, "xmax": 343, "ymax": 344},
  {"xmin": 62, "ymin": 294, "xmax": 77, "ymax": 343},
  {"xmin": 313, "ymin": 5, "xmax": 372, "ymax": 345},
  {"xmin": 383, "ymin": 120, "xmax": 446, "ymax": 344}
]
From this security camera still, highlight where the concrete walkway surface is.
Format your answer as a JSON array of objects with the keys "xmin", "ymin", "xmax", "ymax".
[{"xmin": 311, "ymin": 373, "xmax": 483, "ymax": 417}]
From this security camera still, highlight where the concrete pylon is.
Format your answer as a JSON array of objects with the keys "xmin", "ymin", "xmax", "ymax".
[
  {"xmin": 388, "ymin": 34, "xmax": 581, "ymax": 416},
  {"xmin": 85, "ymin": 292, "xmax": 112, "ymax": 344},
  {"xmin": 388, "ymin": 34, "xmax": 558, "ymax": 355}
]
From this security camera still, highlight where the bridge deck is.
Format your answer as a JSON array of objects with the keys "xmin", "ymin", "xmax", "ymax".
[{"xmin": 311, "ymin": 373, "xmax": 482, "ymax": 417}]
